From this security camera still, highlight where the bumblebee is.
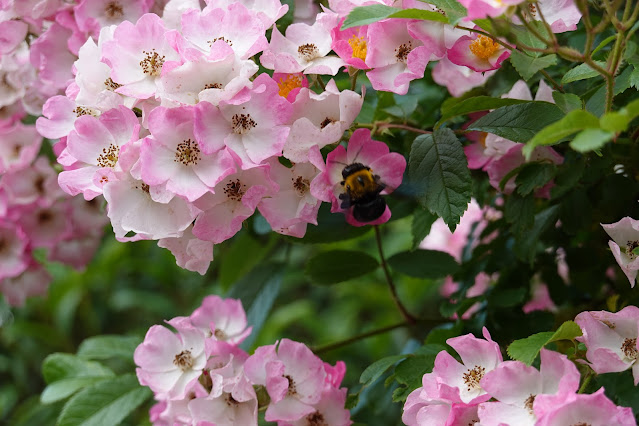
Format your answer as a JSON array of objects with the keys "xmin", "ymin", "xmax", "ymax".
[{"xmin": 339, "ymin": 162, "xmax": 386, "ymax": 222}]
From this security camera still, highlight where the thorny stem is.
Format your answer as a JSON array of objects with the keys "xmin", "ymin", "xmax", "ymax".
[
  {"xmin": 625, "ymin": 2, "xmax": 639, "ymax": 29},
  {"xmin": 577, "ymin": 0, "xmax": 595, "ymax": 56},
  {"xmin": 374, "ymin": 226, "xmax": 417, "ymax": 325}
]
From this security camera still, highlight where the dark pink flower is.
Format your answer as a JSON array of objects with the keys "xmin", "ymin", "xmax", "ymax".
[
  {"xmin": 310, "ymin": 128, "xmax": 405, "ymax": 226},
  {"xmin": 448, "ymin": 32, "xmax": 510, "ymax": 72}
]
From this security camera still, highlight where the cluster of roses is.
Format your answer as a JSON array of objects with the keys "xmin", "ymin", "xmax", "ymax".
[
  {"xmin": 0, "ymin": 0, "xmax": 119, "ymax": 307},
  {"xmin": 32, "ymin": 0, "xmax": 422, "ymax": 276},
  {"xmin": 4, "ymin": 0, "xmax": 584, "ymax": 281},
  {"xmin": 0, "ymin": 121, "xmax": 108, "ymax": 307},
  {"xmin": 134, "ymin": 295, "xmax": 351, "ymax": 425},
  {"xmin": 404, "ymin": 306, "xmax": 639, "ymax": 426}
]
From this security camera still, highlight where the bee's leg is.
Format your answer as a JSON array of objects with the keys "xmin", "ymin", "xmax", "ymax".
[{"xmin": 339, "ymin": 193, "xmax": 352, "ymax": 208}]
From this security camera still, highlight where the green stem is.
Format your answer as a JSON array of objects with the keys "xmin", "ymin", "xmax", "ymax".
[
  {"xmin": 578, "ymin": 370, "xmax": 593, "ymax": 394},
  {"xmin": 374, "ymin": 226, "xmax": 417, "ymax": 324},
  {"xmin": 540, "ymin": 69, "xmax": 564, "ymax": 92},
  {"xmin": 315, "ymin": 75, "xmax": 326, "ymax": 91},
  {"xmin": 578, "ymin": 0, "xmax": 595, "ymax": 57},
  {"xmin": 623, "ymin": 1, "xmax": 639, "ymax": 28},
  {"xmin": 312, "ymin": 321, "xmax": 409, "ymax": 354},
  {"xmin": 517, "ymin": 10, "xmax": 553, "ymax": 45},
  {"xmin": 533, "ymin": 1, "xmax": 558, "ymax": 47},
  {"xmin": 604, "ymin": 1, "xmax": 630, "ymax": 112},
  {"xmin": 376, "ymin": 123, "xmax": 432, "ymax": 135},
  {"xmin": 350, "ymin": 69, "xmax": 360, "ymax": 92}
]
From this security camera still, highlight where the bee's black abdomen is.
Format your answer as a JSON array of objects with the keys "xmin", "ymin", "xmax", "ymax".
[{"xmin": 352, "ymin": 197, "xmax": 386, "ymax": 222}]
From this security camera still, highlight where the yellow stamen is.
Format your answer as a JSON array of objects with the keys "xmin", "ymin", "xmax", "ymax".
[
  {"xmin": 469, "ymin": 35, "xmax": 500, "ymax": 60},
  {"xmin": 348, "ymin": 35, "xmax": 367, "ymax": 61},
  {"xmin": 277, "ymin": 74, "xmax": 303, "ymax": 98},
  {"xmin": 478, "ymin": 132, "xmax": 488, "ymax": 148}
]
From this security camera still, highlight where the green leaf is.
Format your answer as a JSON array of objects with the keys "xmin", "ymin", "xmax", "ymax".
[
  {"xmin": 345, "ymin": 392, "xmax": 360, "ymax": 409},
  {"xmin": 387, "ymin": 250, "xmax": 459, "ymax": 279},
  {"xmin": 360, "ymin": 355, "xmax": 407, "ymax": 385},
  {"xmin": 414, "ymin": 343, "xmax": 448, "ymax": 356},
  {"xmin": 626, "ymin": 39, "xmax": 639, "ymax": 66},
  {"xmin": 77, "ymin": 335, "xmax": 140, "ymax": 362},
  {"xmin": 601, "ymin": 112, "xmax": 630, "ymax": 132},
  {"xmin": 42, "ymin": 354, "xmax": 114, "ymax": 385},
  {"xmin": 394, "ymin": 355, "xmax": 437, "ymax": 392},
  {"xmin": 522, "ymin": 109, "xmax": 598, "ymax": 159},
  {"xmin": 515, "ymin": 162, "xmax": 557, "ymax": 196},
  {"xmin": 392, "ymin": 385, "xmax": 414, "ymax": 403},
  {"xmin": 296, "ymin": 203, "xmax": 372, "ymax": 243},
  {"xmin": 548, "ymin": 320, "xmax": 583, "ymax": 343},
  {"xmin": 388, "ymin": 8, "xmax": 448, "ymax": 21},
  {"xmin": 41, "ymin": 377, "xmax": 110, "ymax": 404},
  {"xmin": 468, "ymin": 102, "xmax": 565, "ymax": 144},
  {"xmin": 511, "ymin": 23, "xmax": 549, "ymax": 57},
  {"xmin": 411, "ymin": 208, "xmax": 438, "ymax": 250},
  {"xmin": 0, "ymin": 385, "xmax": 18, "ymax": 419},
  {"xmin": 425, "ymin": 322, "xmax": 463, "ymax": 346},
  {"xmin": 561, "ymin": 62, "xmax": 605, "ymax": 84},
  {"xmin": 514, "ymin": 205, "xmax": 560, "ymax": 264},
  {"xmin": 596, "ymin": 371, "xmax": 639, "ymax": 415},
  {"xmin": 57, "ymin": 374, "xmax": 152, "ymax": 426},
  {"xmin": 341, "ymin": 5, "xmax": 399, "ymax": 28},
  {"xmin": 419, "ymin": 0, "xmax": 466, "ymax": 25},
  {"xmin": 488, "ymin": 287, "xmax": 527, "ymax": 308},
  {"xmin": 341, "ymin": 5, "xmax": 445, "ymax": 29},
  {"xmin": 219, "ymin": 231, "xmax": 276, "ymax": 290},
  {"xmin": 9, "ymin": 397, "xmax": 62, "ymax": 426},
  {"xmin": 510, "ymin": 51, "xmax": 557, "ymax": 81},
  {"xmin": 507, "ymin": 321, "xmax": 583, "ymax": 365},
  {"xmin": 552, "ymin": 92, "xmax": 583, "ymax": 114},
  {"xmin": 226, "ymin": 263, "xmax": 283, "ymax": 350},
  {"xmin": 630, "ymin": 67, "xmax": 639, "ymax": 89},
  {"xmin": 437, "ymin": 96, "xmax": 529, "ymax": 127},
  {"xmin": 504, "ymin": 194, "xmax": 535, "ymax": 236},
  {"xmin": 507, "ymin": 331, "xmax": 554, "ymax": 365},
  {"xmin": 569, "ymin": 128, "xmax": 615, "ymax": 153},
  {"xmin": 384, "ymin": 94, "xmax": 418, "ymax": 119},
  {"xmin": 599, "ymin": 98, "xmax": 639, "ymax": 132},
  {"xmin": 550, "ymin": 152, "xmax": 586, "ymax": 199},
  {"xmin": 408, "ymin": 129, "xmax": 472, "ymax": 231},
  {"xmin": 305, "ymin": 250, "xmax": 379, "ymax": 285}
]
